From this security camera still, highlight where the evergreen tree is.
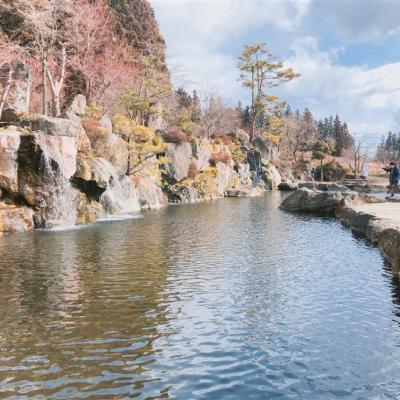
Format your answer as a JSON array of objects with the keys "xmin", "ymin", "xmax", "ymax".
[{"xmin": 242, "ymin": 105, "xmax": 251, "ymax": 128}]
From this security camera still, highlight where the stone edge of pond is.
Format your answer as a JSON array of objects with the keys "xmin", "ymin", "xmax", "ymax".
[{"xmin": 336, "ymin": 205, "xmax": 400, "ymax": 277}]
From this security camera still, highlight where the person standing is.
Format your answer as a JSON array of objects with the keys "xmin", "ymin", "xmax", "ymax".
[{"xmin": 383, "ymin": 162, "xmax": 400, "ymax": 197}]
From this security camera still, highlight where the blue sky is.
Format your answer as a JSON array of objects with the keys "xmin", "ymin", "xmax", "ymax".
[{"xmin": 150, "ymin": 0, "xmax": 400, "ymax": 143}]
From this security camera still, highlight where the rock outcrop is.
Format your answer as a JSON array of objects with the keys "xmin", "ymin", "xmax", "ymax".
[
  {"xmin": 165, "ymin": 142, "xmax": 192, "ymax": 182},
  {"xmin": 336, "ymin": 203, "xmax": 400, "ymax": 276},
  {"xmin": 0, "ymin": 204, "xmax": 34, "ymax": 234},
  {"xmin": 280, "ymin": 187, "xmax": 359, "ymax": 214}
]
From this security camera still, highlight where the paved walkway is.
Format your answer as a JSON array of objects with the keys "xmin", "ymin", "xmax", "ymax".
[{"xmin": 352, "ymin": 202, "xmax": 400, "ymax": 229}]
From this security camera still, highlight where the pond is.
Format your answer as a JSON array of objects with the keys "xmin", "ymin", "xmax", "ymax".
[{"xmin": 1, "ymin": 192, "xmax": 400, "ymax": 399}]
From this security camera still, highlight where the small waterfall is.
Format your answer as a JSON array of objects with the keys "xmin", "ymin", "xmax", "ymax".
[{"xmin": 38, "ymin": 141, "xmax": 77, "ymax": 229}]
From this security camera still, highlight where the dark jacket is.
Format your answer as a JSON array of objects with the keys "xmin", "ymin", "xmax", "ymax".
[{"xmin": 383, "ymin": 166, "xmax": 400, "ymax": 184}]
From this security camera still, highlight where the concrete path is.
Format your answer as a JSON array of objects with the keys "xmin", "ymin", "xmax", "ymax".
[{"xmin": 351, "ymin": 202, "xmax": 400, "ymax": 229}]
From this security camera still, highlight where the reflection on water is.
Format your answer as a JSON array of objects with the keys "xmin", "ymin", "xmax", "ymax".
[{"xmin": 1, "ymin": 192, "xmax": 400, "ymax": 399}]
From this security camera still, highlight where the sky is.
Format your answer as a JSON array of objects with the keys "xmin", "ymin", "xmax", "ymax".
[{"xmin": 150, "ymin": 0, "xmax": 400, "ymax": 143}]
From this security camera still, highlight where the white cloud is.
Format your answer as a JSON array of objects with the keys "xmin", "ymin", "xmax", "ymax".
[
  {"xmin": 312, "ymin": 0, "xmax": 400, "ymax": 42},
  {"xmin": 151, "ymin": 0, "xmax": 310, "ymax": 96},
  {"xmin": 150, "ymin": 0, "xmax": 400, "ymax": 144},
  {"xmin": 282, "ymin": 37, "xmax": 400, "ymax": 138}
]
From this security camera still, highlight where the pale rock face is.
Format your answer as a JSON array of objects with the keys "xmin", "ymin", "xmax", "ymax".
[
  {"xmin": 165, "ymin": 142, "xmax": 192, "ymax": 182},
  {"xmin": 76, "ymin": 127, "xmax": 92, "ymax": 155},
  {"xmin": 87, "ymin": 132, "xmax": 128, "ymax": 176},
  {"xmin": 9, "ymin": 62, "xmax": 32, "ymax": 113},
  {"xmin": 263, "ymin": 164, "xmax": 282, "ymax": 190},
  {"xmin": 137, "ymin": 176, "xmax": 167, "ymax": 210},
  {"xmin": 99, "ymin": 114, "xmax": 113, "ymax": 133},
  {"xmin": 0, "ymin": 128, "xmax": 21, "ymax": 192},
  {"xmin": 72, "ymin": 157, "xmax": 140, "ymax": 214},
  {"xmin": 215, "ymin": 162, "xmax": 233, "ymax": 196},
  {"xmin": 31, "ymin": 115, "xmax": 79, "ymax": 137},
  {"xmin": 35, "ymin": 132, "xmax": 77, "ymax": 179},
  {"xmin": 252, "ymin": 136, "xmax": 280, "ymax": 164},
  {"xmin": 168, "ymin": 185, "xmax": 200, "ymax": 203},
  {"xmin": 192, "ymin": 141, "xmax": 211, "ymax": 172},
  {"xmin": 101, "ymin": 175, "xmax": 140, "ymax": 214},
  {"xmin": 228, "ymin": 128, "xmax": 250, "ymax": 144},
  {"xmin": 0, "ymin": 205, "xmax": 34, "ymax": 234},
  {"xmin": 237, "ymin": 163, "xmax": 252, "ymax": 188},
  {"xmin": 64, "ymin": 94, "xmax": 87, "ymax": 123}
]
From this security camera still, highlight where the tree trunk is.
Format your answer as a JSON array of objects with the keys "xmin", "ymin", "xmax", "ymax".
[
  {"xmin": 46, "ymin": 46, "xmax": 66, "ymax": 117},
  {"xmin": 320, "ymin": 159, "xmax": 324, "ymax": 182},
  {"xmin": 0, "ymin": 68, "xmax": 13, "ymax": 120},
  {"xmin": 126, "ymin": 135, "xmax": 131, "ymax": 176},
  {"xmin": 41, "ymin": 56, "xmax": 48, "ymax": 115}
]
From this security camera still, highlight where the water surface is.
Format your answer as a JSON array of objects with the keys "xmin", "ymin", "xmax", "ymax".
[{"xmin": 1, "ymin": 193, "xmax": 400, "ymax": 399}]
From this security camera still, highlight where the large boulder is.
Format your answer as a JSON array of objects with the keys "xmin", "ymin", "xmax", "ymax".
[
  {"xmin": 215, "ymin": 162, "xmax": 233, "ymax": 196},
  {"xmin": 165, "ymin": 142, "xmax": 192, "ymax": 182},
  {"xmin": 99, "ymin": 114, "xmax": 113, "ymax": 133},
  {"xmin": 86, "ymin": 131, "xmax": 128, "ymax": 175},
  {"xmin": 1, "ymin": 62, "xmax": 32, "ymax": 114},
  {"xmin": 0, "ymin": 128, "xmax": 21, "ymax": 192},
  {"xmin": 72, "ymin": 157, "xmax": 140, "ymax": 213},
  {"xmin": 192, "ymin": 140, "xmax": 211, "ymax": 172},
  {"xmin": 31, "ymin": 115, "xmax": 79, "ymax": 137},
  {"xmin": 137, "ymin": 176, "xmax": 167, "ymax": 210},
  {"xmin": 72, "ymin": 157, "xmax": 111, "ymax": 199},
  {"xmin": 251, "ymin": 136, "xmax": 280, "ymax": 164},
  {"xmin": 17, "ymin": 132, "xmax": 77, "ymax": 206},
  {"xmin": 101, "ymin": 175, "xmax": 140, "ymax": 213},
  {"xmin": 167, "ymin": 185, "xmax": 200, "ymax": 203},
  {"xmin": 35, "ymin": 132, "xmax": 77, "ymax": 179},
  {"xmin": 280, "ymin": 188, "xmax": 358, "ymax": 213},
  {"xmin": 0, "ymin": 204, "xmax": 34, "ymax": 234},
  {"xmin": 63, "ymin": 94, "xmax": 87, "ymax": 124},
  {"xmin": 228, "ymin": 128, "xmax": 250, "ymax": 144},
  {"xmin": 278, "ymin": 181, "xmax": 298, "ymax": 191},
  {"xmin": 236, "ymin": 163, "xmax": 252, "ymax": 188},
  {"xmin": 263, "ymin": 164, "xmax": 281, "ymax": 190}
]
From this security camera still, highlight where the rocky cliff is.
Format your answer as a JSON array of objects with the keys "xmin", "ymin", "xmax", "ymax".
[{"xmin": 0, "ymin": 92, "xmax": 285, "ymax": 234}]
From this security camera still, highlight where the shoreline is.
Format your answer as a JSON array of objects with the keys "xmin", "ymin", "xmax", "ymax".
[{"xmin": 336, "ymin": 202, "xmax": 400, "ymax": 277}]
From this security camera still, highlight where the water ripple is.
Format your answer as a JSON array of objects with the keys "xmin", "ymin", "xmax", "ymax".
[{"xmin": 0, "ymin": 193, "xmax": 400, "ymax": 399}]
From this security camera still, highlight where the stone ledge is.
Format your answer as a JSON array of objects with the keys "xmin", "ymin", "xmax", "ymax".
[{"xmin": 336, "ymin": 203, "xmax": 400, "ymax": 277}]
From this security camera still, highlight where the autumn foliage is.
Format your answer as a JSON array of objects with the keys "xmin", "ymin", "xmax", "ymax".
[{"xmin": 210, "ymin": 151, "xmax": 231, "ymax": 165}]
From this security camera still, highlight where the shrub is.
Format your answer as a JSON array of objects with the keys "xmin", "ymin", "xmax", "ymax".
[
  {"xmin": 82, "ymin": 119, "xmax": 110, "ymax": 138},
  {"xmin": 230, "ymin": 144, "xmax": 245, "ymax": 165},
  {"xmin": 192, "ymin": 168, "xmax": 218, "ymax": 197},
  {"xmin": 217, "ymin": 134, "xmax": 233, "ymax": 146},
  {"xmin": 314, "ymin": 160, "xmax": 348, "ymax": 181},
  {"xmin": 188, "ymin": 161, "xmax": 199, "ymax": 178},
  {"xmin": 165, "ymin": 128, "xmax": 188, "ymax": 144},
  {"xmin": 210, "ymin": 150, "xmax": 231, "ymax": 165},
  {"xmin": 84, "ymin": 104, "xmax": 103, "ymax": 120}
]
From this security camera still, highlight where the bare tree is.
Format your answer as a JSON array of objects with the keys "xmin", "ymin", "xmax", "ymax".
[
  {"xmin": 46, "ymin": 45, "xmax": 66, "ymax": 117},
  {"xmin": 0, "ymin": 40, "xmax": 26, "ymax": 120},
  {"xmin": 199, "ymin": 87, "xmax": 239, "ymax": 138},
  {"xmin": 22, "ymin": 0, "xmax": 73, "ymax": 116},
  {"xmin": 345, "ymin": 135, "xmax": 368, "ymax": 179},
  {"xmin": 283, "ymin": 113, "xmax": 317, "ymax": 162}
]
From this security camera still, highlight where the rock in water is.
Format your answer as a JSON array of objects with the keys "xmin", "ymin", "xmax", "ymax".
[
  {"xmin": 278, "ymin": 182, "xmax": 298, "ymax": 191},
  {"xmin": 280, "ymin": 188, "xmax": 358, "ymax": 213}
]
